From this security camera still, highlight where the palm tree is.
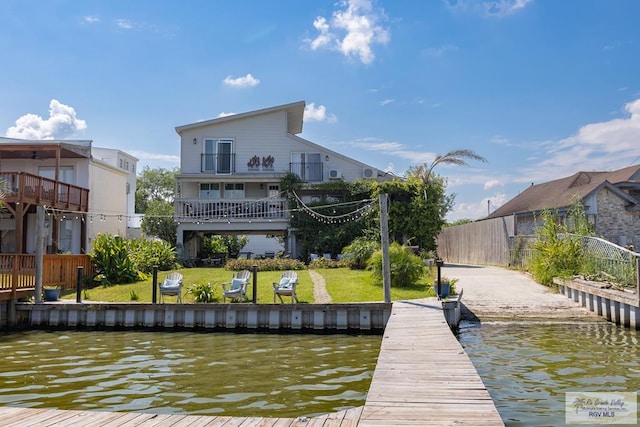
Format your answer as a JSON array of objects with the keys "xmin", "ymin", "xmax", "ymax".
[{"xmin": 414, "ymin": 149, "xmax": 487, "ymax": 186}]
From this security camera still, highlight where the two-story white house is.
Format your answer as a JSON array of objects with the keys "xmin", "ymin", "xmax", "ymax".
[
  {"xmin": 91, "ymin": 147, "xmax": 139, "ymax": 236},
  {"xmin": 0, "ymin": 137, "xmax": 136, "ymax": 254},
  {"xmin": 174, "ymin": 100, "xmax": 390, "ymax": 259}
]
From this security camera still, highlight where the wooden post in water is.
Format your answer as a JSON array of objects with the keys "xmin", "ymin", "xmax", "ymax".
[
  {"xmin": 380, "ymin": 193, "xmax": 391, "ymax": 303},
  {"xmin": 35, "ymin": 205, "xmax": 45, "ymax": 304},
  {"xmin": 252, "ymin": 264, "xmax": 258, "ymax": 304},
  {"xmin": 76, "ymin": 266, "xmax": 83, "ymax": 303},
  {"xmin": 152, "ymin": 266, "xmax": 158, "ymax": 304}
]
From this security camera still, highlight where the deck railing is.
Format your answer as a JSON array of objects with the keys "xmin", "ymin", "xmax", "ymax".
[
  {"xmin": 175, "ymin": 198, "xmax": 288, "ymax": 222},
  {"xmin": 0, "ymin": 171, "xmax": 90, "ymax": 212}
]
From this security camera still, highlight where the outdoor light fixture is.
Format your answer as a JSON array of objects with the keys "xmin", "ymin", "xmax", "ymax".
[
  {"xmin": 193, "ymin": 138, "xmax": 197, "ymax": 144},
  {"xmin": 325, "ymin": 155, "xmax": 329, "ymax": 161}
]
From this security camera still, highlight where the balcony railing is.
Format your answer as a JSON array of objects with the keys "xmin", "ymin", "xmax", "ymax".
[
  {"xmin": 201, "ymin": 153, "xmax": 236, "ymax": 174},
  {"xmin": 176, "ymin": 198, "xmax": 288, "ymax": 222},
  {"xmin": 0, "ymin": 172, "xmax": 89, "ymax": 212},
  {"xmin": 289, "ymin": 162, "xmax": 323, "ymax": 182}
]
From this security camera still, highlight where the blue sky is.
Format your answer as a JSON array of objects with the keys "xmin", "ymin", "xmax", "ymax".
[{"xmin": 2, "ymin": 0, "xmax": 640, "ymax": 221}]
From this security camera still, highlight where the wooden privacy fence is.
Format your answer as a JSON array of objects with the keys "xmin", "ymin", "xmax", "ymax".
[
  {"xmin": 436, "ymin": 216, "xmax": 515, "ymax": 266},
  {"xmin": 0, "ymin": 254, "xmax": 95, "ymax": 292}
]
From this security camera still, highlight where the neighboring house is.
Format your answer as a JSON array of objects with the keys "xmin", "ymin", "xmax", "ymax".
[
  {"xmin": 174, "ymin": 100, "xmax": 390, "ymax": 259},
  {"xmin": 0, "ymin": 137, "xmax": 136, "ymax": 254},
  {"xmin": 487, "ymin": 164, "xmax": 640, "ymax": 247},
  {"xmin": 91, "ymin": 147, "xmax": 139, "ymax": 237}
]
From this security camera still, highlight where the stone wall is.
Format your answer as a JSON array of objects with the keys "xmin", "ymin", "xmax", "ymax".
[{"xmin": 596, "ymin": 188, "xmax": 640, "ymax": 247}]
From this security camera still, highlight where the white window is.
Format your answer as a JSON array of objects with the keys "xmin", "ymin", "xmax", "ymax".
[
  {"xmin": 224, "ymin": 183, "xmax": 244, "ymax": 199},
  {"xmin": 39, "ymin": 166, "xmax": 75, "ymax": 184},
  {"xmin": 204, "ymin": 138, "xmax": 233, "ymax": 174},
  {"xmin": 199, "ymin": 183, "xmax": 220, "ymax": 199}
]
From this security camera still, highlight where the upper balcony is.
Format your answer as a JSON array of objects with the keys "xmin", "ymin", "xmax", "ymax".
[{"xmin": 1, "ymin": 172, "xmax": 89, "ymax": 212}]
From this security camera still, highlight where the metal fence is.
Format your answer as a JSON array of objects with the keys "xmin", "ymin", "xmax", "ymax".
[{"xmin": 509, "ymin": 234, "xmax": 640, "ymax": 290}]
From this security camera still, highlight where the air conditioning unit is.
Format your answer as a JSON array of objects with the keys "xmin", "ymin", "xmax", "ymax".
[
  {"xmin": 329, "ymin": 169, "xmax": 342, "ymax": 179},
  {"xmin": 363, "ymin": 168, "xmax": 375, "ymax": 178}
]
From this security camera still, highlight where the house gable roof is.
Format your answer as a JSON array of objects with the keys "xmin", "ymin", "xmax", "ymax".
[
  {"xmin": 175, "ymin": 101, "xmax": 305, "ymax": 135},
  {"xmin": 488, "ymin": 164, "xmax": 640, "ymax": 218}
]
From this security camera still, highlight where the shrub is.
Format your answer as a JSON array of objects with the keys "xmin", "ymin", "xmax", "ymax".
[
  {"xmin": 188, "ymin": 281, "xmax": 218, "ymax": 303},
  {"xmin": 309, "ymin": 258, "xmax": 342, "ymax": 268},
  {"xmin": 529, "ymin": 209, "xmax": 583, "ymax": 285},
  {"xmin": 129, "ymin": 238, "xmax": 177, "ymax": 273},
  {"xmin": 225, "ymin": 258, "xmax": 306, "ymax": 272},
  {"xmin": 368, "ymin": 242, "xmax": 426, "ymax": 287},
  {"xmin": 90, "ymin": 234, "xmax": 139, "ymax": 284},
  {"xmin": 342, "ymin": 237, "xmax": 380, "ymax": 270}
]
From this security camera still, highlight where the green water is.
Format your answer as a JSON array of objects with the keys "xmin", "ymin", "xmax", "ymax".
[
  {"xmin": 0, "ymin": 330, "xmax": 381, "ymax": 418},
  {"xmin": 458, "ymin": 321, "xmax": 640, "ymax": 427}
]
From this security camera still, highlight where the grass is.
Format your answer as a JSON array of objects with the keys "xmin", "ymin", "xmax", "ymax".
[{"xmin": 61, "ymin": 266, "xmax": 437, "ymax": 303}]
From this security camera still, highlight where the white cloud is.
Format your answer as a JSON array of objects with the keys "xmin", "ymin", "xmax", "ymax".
[
  {"xmin": 6, "ymin": 99, "xmax": 87, "ymax": 140},
  {"xmin": 115, "ymin": 19, "xmax": 134, "ymax": 29},
  {"xmin": 446, "ymin": 0, "xmax": 533, "ymax": 17},
  {"xmin": 304, "ymin": 103, "xmax": 338, "ymax": 122},
  {"xmin": 379, "ymin": 99, "xmax": 394, "ymax": 106},
  {"xmin": 484, "ymin": 179, "xmax": 502, "ymax": 190},
  {"xmin": 421, "ymin": 43, "xmax": 458, "ymax": 57},
  {"xmin": 306, "ymin": 0, "xmax": 390, "ymax": 64},
  {"xmin": 520, "ymin": 98, "xmax": 640, "ymax": 182},
  {"xmin": 216, "ymin": 112, "xmax": 237, "ymax": 118},
  {"xmin": 447, "ymin": 192, "xmax": 508, "ymax": 222},
  {"xmin": 128, "ymin": 151, "xmax": 180, "ymax": 164},
  {"xmin": 83, "ymin": 16, "xmax": 100, "ymax": 24},
  {"xmin": 223, "ymin": 74, "xmax": 260, "ymax": 88}
]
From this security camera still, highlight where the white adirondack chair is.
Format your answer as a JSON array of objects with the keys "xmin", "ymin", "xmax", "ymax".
[
  {"xmin": 273, "ymin": 271, "xmax": 299, "ymax": 303},
  {"xmin": 159, "ymin": 272, "xmax": 183, "ymax": 303}
]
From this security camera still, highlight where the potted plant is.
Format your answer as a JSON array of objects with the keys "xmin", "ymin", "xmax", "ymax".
[
  {"xmin": 433, "ymin": 277, "xmax": 457, "ymax": 299},
  {"xmin": 43, "ymin": 285, "xmax": 61, "ymax": 302}
]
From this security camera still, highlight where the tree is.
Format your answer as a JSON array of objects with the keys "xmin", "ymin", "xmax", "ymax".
[
  {"xmin": 135, "ymin": 166, "xmax": 178, "ymax": 213},
  {"xmin": 373, "ymin": 175, "xmax": 452, "ymax": 252},
  {"xmin": 136, "ymin": 166, "xmax": 179, "ymax": 245},
  {"xmin": 413, "ymin": 149, "xmax": 487, "ymax": 186},
  {"xmin": 141, "ymin": 199, "xmax": 177, "ymax": 245}
]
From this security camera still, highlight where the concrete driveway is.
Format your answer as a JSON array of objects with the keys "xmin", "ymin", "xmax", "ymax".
[{"xmin": 440, "ymin": 263, "xmax": 602, "ymax": 321}]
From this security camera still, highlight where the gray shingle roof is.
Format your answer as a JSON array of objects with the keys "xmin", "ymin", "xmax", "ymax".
[{"xmin": 487, "ymin": 164, "xmax": 640, "ymax": 218}]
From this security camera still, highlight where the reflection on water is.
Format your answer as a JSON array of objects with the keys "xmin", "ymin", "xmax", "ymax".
[
  {"xmin": 458, "ymin": 321, "xmax": 640, "ymax": 427},
  {"xmin": 0, "ymin": 330, "xmax": 380, "ymax": 418}
]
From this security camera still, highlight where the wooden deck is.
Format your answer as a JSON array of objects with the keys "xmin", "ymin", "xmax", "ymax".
[{"xmin": 0, "ymin": 299, "xmax": 503, "ymax": 426}]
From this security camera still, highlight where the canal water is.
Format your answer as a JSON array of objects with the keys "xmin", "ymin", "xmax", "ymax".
[
  {"xmin": 0, "ymin": 330, "xmax": 381, "ymax": 418},
  {"xmin": 457, "ymin": 320, "xmax": 640, "ymax": 426}
]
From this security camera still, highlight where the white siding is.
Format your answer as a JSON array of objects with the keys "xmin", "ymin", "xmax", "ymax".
[
  {"xmin": 180, "ymin": 110, "xmax": 289, "ymax": 174},
  {"xmin": 87, "ymin": 162, "xmax": 128, "ymax": 250}
]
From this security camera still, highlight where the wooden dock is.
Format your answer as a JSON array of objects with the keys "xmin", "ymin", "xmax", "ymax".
[
  {"xmin": 0, "ymin": 299, "xmax": 503, "ymax": 426},
  {"xmin": 358, "ymin": 299, "xmax": 504, "ymax": 426}
]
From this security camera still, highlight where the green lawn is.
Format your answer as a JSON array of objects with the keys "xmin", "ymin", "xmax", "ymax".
[{"xmin": 61, "ymin": 267, "xmax": 435, "ymax": 303}]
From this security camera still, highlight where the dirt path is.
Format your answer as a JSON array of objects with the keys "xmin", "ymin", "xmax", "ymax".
[
  {"xmin": 442, "ymin": 264, "xmax": 602, "ymax": 321},
  {"xmin": 308, "ymin": 269, "xmax": 332, "ymax": 303}
]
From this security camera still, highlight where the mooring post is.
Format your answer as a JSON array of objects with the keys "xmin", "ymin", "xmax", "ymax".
[
  {"xmin": 76, "ymin": 266, "xmax": 83, "ymax": 303},
  {"xmin": 436, "ymin": 257, "xmax": 444, "ymax": 299},
  {"xmin": 252, "ymin": 264, "xmax": 258, "ymax": 304},
  {"xmin": 152, "ymin": 265, "xmax": 158, "ymax": 304}
]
